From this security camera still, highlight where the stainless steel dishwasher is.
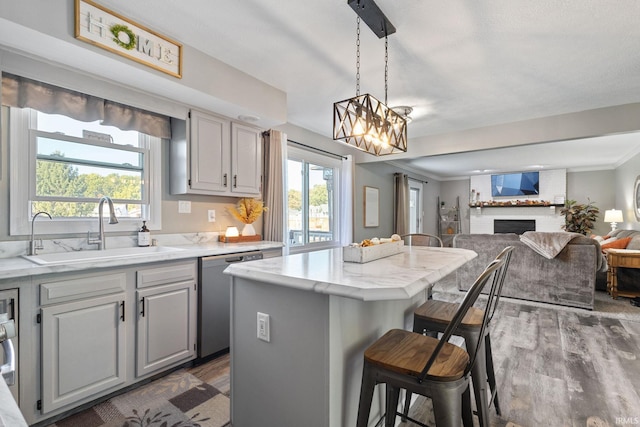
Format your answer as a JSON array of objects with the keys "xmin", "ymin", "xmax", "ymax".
[{"xmin": 198, "ymin": 251, "xmax": 263, "ymax": 359}]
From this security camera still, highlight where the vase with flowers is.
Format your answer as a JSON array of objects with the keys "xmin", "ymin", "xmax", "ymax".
[{"xmin": 229, "ymin": 198, "xmax": 268, "ymax": 236}]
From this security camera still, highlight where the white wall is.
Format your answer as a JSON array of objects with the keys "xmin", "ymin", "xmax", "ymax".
[{"xmin": 566, "ymin": 170, "xmax": 615, "ymax": 236}]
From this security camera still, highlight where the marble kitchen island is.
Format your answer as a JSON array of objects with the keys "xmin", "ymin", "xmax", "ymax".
[{"xmin": 225, "ymin": 246, "xmax": 477, "ymax": 427}]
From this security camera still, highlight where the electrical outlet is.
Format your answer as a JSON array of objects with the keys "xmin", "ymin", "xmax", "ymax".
[
  {"xmin": 257, "ymin": 312, "xmax": 270, "ymax": 342},
  {"xmin": 208, "ymin": 209, "xmax": 216, "ymax": 222}
]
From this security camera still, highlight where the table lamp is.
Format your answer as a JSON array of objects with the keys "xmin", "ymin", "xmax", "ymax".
[{"xmin": 604, "ymin": 209, "xmax": 623, "ymax": 232}]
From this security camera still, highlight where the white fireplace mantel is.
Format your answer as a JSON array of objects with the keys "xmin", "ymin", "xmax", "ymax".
[{"xmin": 470, "ymin": 205, "xmax": 564, "ymax": 234}]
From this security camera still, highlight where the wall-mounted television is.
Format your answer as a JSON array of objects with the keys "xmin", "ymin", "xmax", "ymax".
[{"xmin": 491, "ymin": 171, "xmax": 539, "ymax": 197}]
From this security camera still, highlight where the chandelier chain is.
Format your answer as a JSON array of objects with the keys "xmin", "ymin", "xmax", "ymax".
[
  {"xmin": 384, "ymin": 34, "xmax": 388, "ymax": 105},
  {"xmin": 356, "ymin": 17, "xmax": 361, "ymax": 96}
]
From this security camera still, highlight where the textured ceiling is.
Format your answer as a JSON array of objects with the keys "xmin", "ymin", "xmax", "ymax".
[{"xmin": 94, "ymin": 1, "xmax": 640, "ymax": 176}]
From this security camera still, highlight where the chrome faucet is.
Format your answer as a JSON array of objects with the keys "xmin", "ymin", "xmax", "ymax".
[
  {"xmin": 30, "ymin": 211, "xmax": 52, "ymax": 256},
  {"xmin": 88, "ymin": 196, "xmax": 119, "ymax": 250}
]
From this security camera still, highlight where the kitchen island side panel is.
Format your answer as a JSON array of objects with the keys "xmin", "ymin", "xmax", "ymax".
[
  {"xmin": 328, "ymin": 291, "xmax": 427, "ymax": 427},
  {"xmin": 230, "ymin": 276, "xmax": 428, "ymax": 427},
  {"xmin": 230, "ymin": 276, "xmax": 330, "ymax": 427}
]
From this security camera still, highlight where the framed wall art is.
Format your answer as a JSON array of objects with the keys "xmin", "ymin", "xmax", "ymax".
[
  {"xmin": 75, "ymin": 0, "xmax": 183, "ymax": 78},
  {"xmin": 364, "ymin": 186, "xmax": 379, "ymax": 227}
]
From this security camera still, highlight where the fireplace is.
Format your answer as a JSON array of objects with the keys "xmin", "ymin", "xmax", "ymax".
[{"xmin": 494, "ymin": 219, "xmax": 535, "ymax": 234}]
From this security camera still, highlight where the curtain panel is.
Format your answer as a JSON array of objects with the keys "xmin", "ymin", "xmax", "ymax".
[
  {"xmin": 262, "ymin": 129, "xmax": 286, "ymax": 243},
  {"xmin": 340, "ymin": 154, "xmax": 354, "ymax": 246},
  {"xmin": 394, "ymin": 172, "xmax": 409, "ymax": 235},
  {"xmin": 1, "ymin": 73, "xmax": 171, "ymax": 139}
]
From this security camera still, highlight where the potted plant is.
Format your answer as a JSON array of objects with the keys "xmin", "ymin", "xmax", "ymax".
[{"xmin": 560, "ymin": 199, "xmax": 599, "ymax": 235}]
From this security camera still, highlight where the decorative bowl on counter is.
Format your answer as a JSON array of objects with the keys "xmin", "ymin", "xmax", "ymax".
[{"xmin": 343, "ymin": 240, "xmax": 404, "ymax": 263}]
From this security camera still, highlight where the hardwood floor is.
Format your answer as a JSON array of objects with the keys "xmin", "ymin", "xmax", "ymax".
[{"xmin": 187, "ymin": 352, "xmax": 231, "ymax": 397}]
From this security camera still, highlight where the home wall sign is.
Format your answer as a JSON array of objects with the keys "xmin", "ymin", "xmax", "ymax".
[{"xmin": 75, "ymin": 0, "xmax": 183, "ymax": 78}]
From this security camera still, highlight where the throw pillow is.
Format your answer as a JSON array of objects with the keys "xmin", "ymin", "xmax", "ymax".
[
  {"xmin": 601, "ymin": 236, "xmax": 632, "ymax": 250},
  {"xmin": 591, "ymin": 235, "xmax": 604, "ymax": 242}
]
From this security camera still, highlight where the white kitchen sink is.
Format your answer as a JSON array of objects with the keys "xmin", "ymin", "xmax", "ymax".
[{"xmin": 22, "ymin": 246, "xmax": 185, "ymax": 265}]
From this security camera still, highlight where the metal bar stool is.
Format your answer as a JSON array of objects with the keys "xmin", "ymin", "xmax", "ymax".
[
  {"xmin": 403, "ymin": 246, "xmax": 514, "ymax": 427},
  {"xmin": 401, "ymin": 233, "xmax": 444, "ymax": 248},
  {"xmin": 356, "ymin": 257, "xmax": 506, "ymax": 427}
]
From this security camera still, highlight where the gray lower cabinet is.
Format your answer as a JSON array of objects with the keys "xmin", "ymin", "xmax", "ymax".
[
  {"xmin": 33, "ymin": 260, "xmax": 197, "ymax": 422},
  {"xmin": 136, "ymin": 282, "xmax": 196, "ymax": 377},
  {"xmin": 136, "ymin": 262, "xmax": 197, "ymax": 377},
  {"xmin": 41, "ymin": 293, "xmax": 126, "ymax": 413}
]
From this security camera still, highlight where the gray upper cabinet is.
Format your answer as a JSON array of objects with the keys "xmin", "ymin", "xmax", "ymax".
[
  {"xmin": 171, "ymin": 110, "xmax": 262, "ymax": 196},
  {"xmin": 231, "ymin": 122, "xmax": 262, "ymax": 195}
]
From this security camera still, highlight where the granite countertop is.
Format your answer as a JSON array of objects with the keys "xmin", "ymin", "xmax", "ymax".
[
  {"xmin": 0, "ymin": 241, "xmax": 283, "ymax": 280},
  {"xmin": 225, "ymin": 246, "xmax": 477, "ymax": 301},
  {"xmin": 0, "ymin": 380, "xmax": 27, "ymax": 427}
]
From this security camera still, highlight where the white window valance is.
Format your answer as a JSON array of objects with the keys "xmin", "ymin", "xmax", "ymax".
[{"xmin": 1, "ymin": 73, "xmax": 171, "ymax": 139}]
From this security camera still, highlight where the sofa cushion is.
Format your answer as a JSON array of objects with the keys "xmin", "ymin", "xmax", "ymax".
[
  {"xmin": 626, "ymin": 235, "xmax": 640, "ymax": 250},
  {"xmin": 615, "ymin": 230, "xmax": 639, "ymax": 239}
]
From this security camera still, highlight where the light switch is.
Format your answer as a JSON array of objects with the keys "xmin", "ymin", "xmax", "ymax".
[
  {"xmin": 178, "ymin": 200, "xmax": 191, "ymax": 213},
  {"xmin": 208, "ymin": 210, "xmax": 216, "ymax": 222}
]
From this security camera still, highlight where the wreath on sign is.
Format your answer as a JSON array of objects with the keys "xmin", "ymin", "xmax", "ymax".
[{"xmin": 110, "ymin": 24, "xmax": 136, "ymax": 50}]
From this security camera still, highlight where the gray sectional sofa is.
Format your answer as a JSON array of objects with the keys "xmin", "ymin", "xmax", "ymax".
[{"xmin": 453, "ymin": 233, "xmax": 604, "ymax": 310}]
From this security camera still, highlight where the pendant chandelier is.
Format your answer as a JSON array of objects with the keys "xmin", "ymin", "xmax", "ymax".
[{"xmin": 333, "ymin": 0, "xmax": 407, "ymax": 156}]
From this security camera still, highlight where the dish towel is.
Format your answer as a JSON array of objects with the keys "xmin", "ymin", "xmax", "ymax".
[{"xmin": 519, "ymin": 231, "xmax": 582, "ymax": 259}]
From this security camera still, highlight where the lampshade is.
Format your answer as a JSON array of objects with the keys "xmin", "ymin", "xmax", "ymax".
[
  {"xmin": 333, "ymin": 94, "xmax": 407, "ymax": 156},
  {"xmin": 604, "ymin": 209, "xmax": 623, "ymax": 223}
]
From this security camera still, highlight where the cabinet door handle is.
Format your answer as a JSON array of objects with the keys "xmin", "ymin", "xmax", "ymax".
[
  {"xmin": 120, "ymin": 301, "xmax": 125, "ymax": 322},
  {"xmin": 223, "ymin": 173, "xmax": 228, "ymax": 187},
  {"xmin": 140, "ymin": 298, "xmax": 145, "ymax": 317},
  {"xmin": 233, "ymin": 175, "xmax": 237, "ymax": 188}
]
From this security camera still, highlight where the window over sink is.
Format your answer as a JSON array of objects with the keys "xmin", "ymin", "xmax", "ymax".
[{"xmin": 4, "ymin": 102, "xmax": 162, "ymax": 236}]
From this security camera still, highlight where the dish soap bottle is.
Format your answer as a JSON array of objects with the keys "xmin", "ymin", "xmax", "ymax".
[{"xmin": 138, "ymin": 221, "xmax": 151, "ymax": 247}]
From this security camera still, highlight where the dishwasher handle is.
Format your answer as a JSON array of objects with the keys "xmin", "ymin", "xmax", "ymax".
[{"xmin": 201, "ymin": 251, "xmax": 263, "ymax": 265}]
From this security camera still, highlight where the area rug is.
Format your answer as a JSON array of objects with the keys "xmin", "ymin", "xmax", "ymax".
[{"xmin": 48, "ymin": 368, "xmax": 230, "ymax": 427}]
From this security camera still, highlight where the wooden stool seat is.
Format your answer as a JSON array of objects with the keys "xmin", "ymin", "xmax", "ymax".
[
  {"xmin": 414, "ymin": 300, "xmax": 483, "ymax": 329},
  {"xmin": 365, "ymin": 329, "xmax": 469, "ymax": 381}
]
